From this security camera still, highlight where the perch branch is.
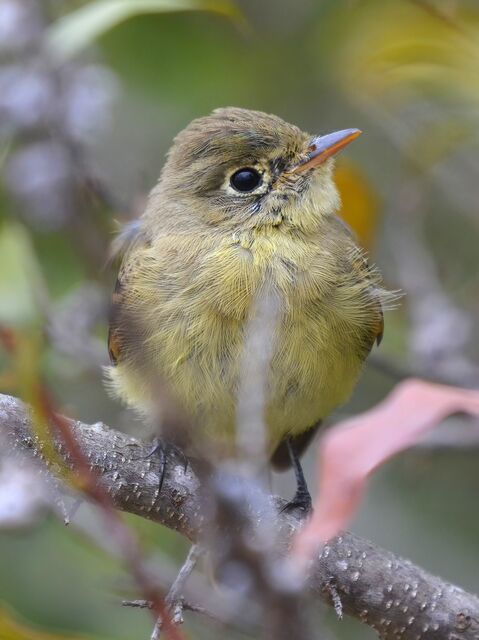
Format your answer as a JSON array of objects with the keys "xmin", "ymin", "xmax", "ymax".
[{"xmin": 1, "ymin": 392, "xmax": 478, "ymax": 640}]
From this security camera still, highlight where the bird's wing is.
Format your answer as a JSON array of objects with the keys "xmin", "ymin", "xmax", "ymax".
[
  {"xmin": 108, "ymin": 221, "xmax": 144, "ymax": 366},
  {"xmin": 108, "ymin": 278, "xmax": 124, "ymax": 366},
  {"xmin": 351, "ymin": 249, "xmax": 385, "ymax": 349},
  {"xmin": 333, "ymin": 214, "xmax": 385, "ymax": 349}
]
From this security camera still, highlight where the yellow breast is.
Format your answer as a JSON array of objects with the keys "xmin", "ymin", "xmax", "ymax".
[{"xmin": 108, "ymin": 223, "xmax": 381, "ymax": 454}]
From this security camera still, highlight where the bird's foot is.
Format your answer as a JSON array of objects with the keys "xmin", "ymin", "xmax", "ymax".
[
  {"xmin": 280, "ymin": 488, "xmax": 312, "ymax": 516},
  {"xmin": 142, "ymin": 439, "xmax": 188, "ymax": 493}
]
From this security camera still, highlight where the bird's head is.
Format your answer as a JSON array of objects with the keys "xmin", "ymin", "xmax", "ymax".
[{"xmin": 149, "ymin": 107, "xmax": 361, "ymax": 233}]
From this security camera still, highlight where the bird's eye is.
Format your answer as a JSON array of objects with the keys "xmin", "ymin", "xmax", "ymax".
[{"xmin": 230, "ymin": 168, "xmax": 262, "ymax": 193}]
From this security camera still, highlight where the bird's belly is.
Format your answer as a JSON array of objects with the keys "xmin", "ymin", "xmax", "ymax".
[
  {"xmin": 266, "ymin": 317, "xmax": 364, "ymax": 446},
  {"xmin": 128, "ymin": 304, "xmax": 366, "ymax": 454},
  {"xmin": 109, "ymin": 233, "xmax": 375, "ymax": 455}
]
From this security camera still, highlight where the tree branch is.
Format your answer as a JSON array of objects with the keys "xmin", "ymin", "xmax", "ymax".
[{"xmin": 1, "ymin": 392, "xmax": 478, "ymax": 640}]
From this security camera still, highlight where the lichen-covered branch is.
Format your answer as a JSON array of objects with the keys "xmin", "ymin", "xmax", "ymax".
[{"xmin": 1, "ymin": 392, "xmax": 478, "ymax": 640}]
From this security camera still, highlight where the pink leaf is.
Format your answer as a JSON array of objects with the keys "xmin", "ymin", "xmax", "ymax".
[{"xmin": 293, "ymin": 379, "xmax": 479, "ymax": 563}]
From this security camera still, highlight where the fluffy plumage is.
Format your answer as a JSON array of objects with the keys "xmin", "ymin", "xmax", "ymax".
[{"xmin": 107, "ymin": 108, "xmax": 392, "ymax": 464}]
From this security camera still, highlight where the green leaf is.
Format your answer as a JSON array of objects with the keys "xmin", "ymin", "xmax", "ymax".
[
  {"xmin": 46, "ymin": 0, "xmax": 245, "ymax": 59},
  {"xmin": 0, "ymin": 223, "xmax": 48, "ymax": 325}
]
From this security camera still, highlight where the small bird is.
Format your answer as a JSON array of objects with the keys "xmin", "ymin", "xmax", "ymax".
[{"xmin": 107, "ymin": 107, "xmax": 391, "ymax": 510}]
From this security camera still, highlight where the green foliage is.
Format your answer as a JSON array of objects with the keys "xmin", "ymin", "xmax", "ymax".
[
  {"xmin": 0, "ymin": 223, "xmax": 46, "ymax": 326},
  {"xmin": 2, "ymin": 1, "xmax": 479, "ymax": 639},
  {"xmin": 46, "ymin": 0, "xmax": 245, "ymax": 59}
]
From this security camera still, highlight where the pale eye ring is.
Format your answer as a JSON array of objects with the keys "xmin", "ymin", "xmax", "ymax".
[{"xmin": 230, "ymin": 167, "xmax": 262, "ymax": 192}]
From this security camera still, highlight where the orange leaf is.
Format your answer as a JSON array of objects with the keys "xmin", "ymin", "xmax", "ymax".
[{"xmin": 335, "ymin": 160, "xmax": 379, "ymax": 250}]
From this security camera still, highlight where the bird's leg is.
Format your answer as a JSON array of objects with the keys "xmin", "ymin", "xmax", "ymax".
[
  {"xmin": 142, "ymin": 439, "xmax": 188, "ymax": 494},
  {"xmin": 281, "ymin": 438, "xmax": 312, "ymax": 514}
]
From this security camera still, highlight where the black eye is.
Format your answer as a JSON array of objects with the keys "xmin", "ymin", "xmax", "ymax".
[{"xmin": 230, "ymin": 167, "xmax": 262, "ymax": 192}]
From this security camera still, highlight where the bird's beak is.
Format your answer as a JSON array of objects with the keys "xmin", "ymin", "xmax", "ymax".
[{"xmin": 291, "ymin": 128, "xmax": 362, "ymax": 173}]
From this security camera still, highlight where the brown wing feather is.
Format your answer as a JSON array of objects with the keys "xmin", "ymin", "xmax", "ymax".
[
  {"xmin": 108, "ymin": 280, "xmax": 124, "ymax": 365},
  {"xmin": 108, "ymin": 220, "xmax": 145, "ymax": 366}
]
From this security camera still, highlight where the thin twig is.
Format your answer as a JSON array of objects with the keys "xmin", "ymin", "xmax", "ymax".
[
  {"xmin": 150, "ymin": 545, "xmax": 203, "ymax": 640},
  {"xmin": 323, "ymin": 579, "xmax": 343, "ymax": 620},
  {"xmin": 123, "ymin": 599, "xmax": 217, "ymax": 626}
]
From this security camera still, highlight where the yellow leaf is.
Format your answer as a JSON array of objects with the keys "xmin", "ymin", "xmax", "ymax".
[{"xmin": 335, "ymin": 2, "xmax": 479, "ymax": 107}]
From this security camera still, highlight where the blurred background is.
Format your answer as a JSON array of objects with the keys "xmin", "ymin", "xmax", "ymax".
[{"xmin": 1, "ymin": 0, "xmax": 479, "ymax": 638}]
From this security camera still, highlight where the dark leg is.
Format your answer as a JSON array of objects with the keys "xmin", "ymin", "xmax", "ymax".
[
  {"xmin": 142, "ymin": 439, "xmax": 188, "ymax": 494},
  {"xmin": 281, "ymin": 438, "xmax": 312, "ymax": 514}
]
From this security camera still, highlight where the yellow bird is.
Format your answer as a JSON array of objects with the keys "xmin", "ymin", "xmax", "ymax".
[{"xmin": 107, "ymin": 107, "xmax": 391, "ymax": 510}]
